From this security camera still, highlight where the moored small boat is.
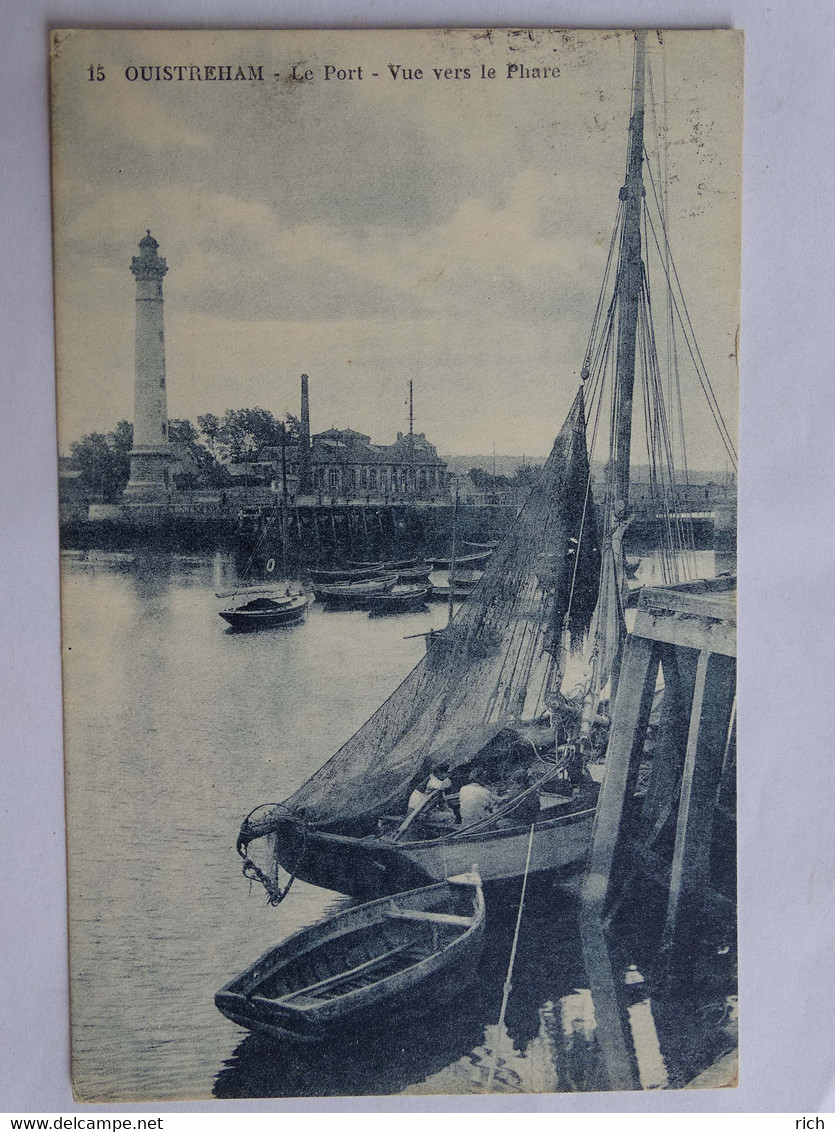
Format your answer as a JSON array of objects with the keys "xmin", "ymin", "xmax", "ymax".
[
  {"xmin": 348, "ymin": 558, "xmax": 431, "ymax": 584},
  {"xmin": 427, "ymin": 583, "xmax": 472, "ymax": 602},
  {"xmin": 219, "ymin": 593, "xmax": 309, "ymax": 631},
  {"xmin": 394, "ymin": 563, "xmax": 432, "ymax": 584},
  {"xmin": 451, "ymin": 568, "xmax": 484, "ymax": 588},
  {"xmin": 430, "ymin": 550, "xmax": 492, "ymax": 569},
  {"xmin": 348, "ymin": 558, "xmax": 419, "ymax": 571},
  {"xmin": 365, "ymin": 584, "xmax": 430, "ymax": 614},
  {"xmin": 215, "ymin": 871, "xmax": 484, "ymax": 1042},
  {"xmin": 308, "ymin": 565, "xmax": 386, "ymax": 583},
  {"xmin": 312, "ymin": 576, "xmax": 397, "ymax": 607}
]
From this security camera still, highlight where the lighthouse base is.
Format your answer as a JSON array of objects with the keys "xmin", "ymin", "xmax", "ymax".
[{"xmin": 124, "ymin": 447, "xmax": 173, "ymax": 502}]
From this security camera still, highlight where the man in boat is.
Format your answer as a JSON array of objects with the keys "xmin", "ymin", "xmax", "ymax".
[
  {"xmin": 406, "ymin": 761, "xmax": 455, "ymax": 826},
  {"xmin": 458, "ymin": 769, "xmax": 496, "ymax": 828}
]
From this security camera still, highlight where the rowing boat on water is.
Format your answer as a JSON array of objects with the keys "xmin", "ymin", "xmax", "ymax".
[
  {"xmin": 311, "ymin": 576, "xmax": 397, "ymax": 606},
  {"xmin": 365, "ymin": 585, "xmax": 430, "ymax": 614},
  {"xmin": 430, "ymin": 550, "xmax": 492, "ymax": 569},
  {"xmin": 307, "ymin": 565, "xmax": 386, "ymax": 583},
  {"xmin": 451, "ymin": 569, "xmax": 484, "ymax": 587},
  {"xmin": 219, "ymin": 593, "xmax": 309, "ymax": 631},
  {"xmin": 215, "ymin": 871, "xmax": 484, "ymax": 1042},
  {"xmin": 348, "ymin": 558, "xmax": 419, "ymax": 571}
]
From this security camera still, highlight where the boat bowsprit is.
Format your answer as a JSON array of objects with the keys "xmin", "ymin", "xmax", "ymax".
[
  {"xmin": 219, "ymin": 592, "xmax": 309, "ymax": 631},
  {"xmin": 215, "ymin": 871, "xmax": 484, "ymax": 1042}
]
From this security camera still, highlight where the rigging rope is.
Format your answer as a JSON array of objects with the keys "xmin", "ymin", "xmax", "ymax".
[
  {"xmin": 485, "ymin": 822, "xmax": 536, "ymax": 1094},
  {"xmin": 642, "ymin": 160, "xmax": 738, "ymax": 469}
]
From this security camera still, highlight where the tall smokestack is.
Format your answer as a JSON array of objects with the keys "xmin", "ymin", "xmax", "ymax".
[{"xmin": 299, "ymin": 373, "xmax": 312, "ymax": 495}]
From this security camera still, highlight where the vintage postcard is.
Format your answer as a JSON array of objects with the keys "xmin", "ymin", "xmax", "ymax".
[{"xmin": 51, "ymin": 27, "xmax": 741, "ymax": 1100}]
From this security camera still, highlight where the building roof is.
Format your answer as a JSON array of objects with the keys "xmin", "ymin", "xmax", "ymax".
[{"xmin": 255, "ymin": 429, "xmax": 447, "ymax": 467}]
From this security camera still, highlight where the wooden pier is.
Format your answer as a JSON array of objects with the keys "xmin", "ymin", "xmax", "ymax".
[{"xmin": 582, "ymin": 576, "xmax": 737, "ymax": 949}]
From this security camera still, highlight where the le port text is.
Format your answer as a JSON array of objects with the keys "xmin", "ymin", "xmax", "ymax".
[{"xmin": 290, "ymin": 62, "xmax": 560, "ymax": 81}]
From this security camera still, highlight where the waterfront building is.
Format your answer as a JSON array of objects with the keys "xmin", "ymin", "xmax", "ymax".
[{"xmin": 234, "ymin": 427, "xmax": 449, "ymax": 503}]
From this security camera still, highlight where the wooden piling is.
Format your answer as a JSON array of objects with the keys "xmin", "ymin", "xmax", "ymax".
[
  {"xmin": 664, "ymin": 650, "xmax": 736, "ymax": 945},
  {"xmin": 582, "ymin": 577, "xmax": 736, "ymax": 947}
]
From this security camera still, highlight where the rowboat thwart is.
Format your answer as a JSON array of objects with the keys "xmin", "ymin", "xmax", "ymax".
[{"xmin": 215, "ymin": 871, "xmax": 484, "ymax": 1042}]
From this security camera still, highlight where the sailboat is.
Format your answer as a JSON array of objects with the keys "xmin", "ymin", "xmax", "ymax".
[
  {"xmin": 219, "ymin": 437, "xmax": 310, "ymax": 630},
  {"xmin": 236, "ymin": 31, "xmax": 737, "ymax": 902}
]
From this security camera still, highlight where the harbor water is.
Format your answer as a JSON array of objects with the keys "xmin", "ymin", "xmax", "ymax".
[{"xmin": 61, "ymin": 551, "xmax": 737, "ymax": 1101}]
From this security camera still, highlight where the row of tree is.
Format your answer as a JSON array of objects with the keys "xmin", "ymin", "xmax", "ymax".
[
  {"xmin": 465, "ymin": 464, "xmax": 540, "ymax": 494},
  {"xmin": 68, "ymin": 408, "xmax": 299, "ymax": 502}
]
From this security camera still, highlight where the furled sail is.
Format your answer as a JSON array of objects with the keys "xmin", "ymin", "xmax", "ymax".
[{"xmin": 275, "ymin": 388, "xmax": 600, "ymax": 831}]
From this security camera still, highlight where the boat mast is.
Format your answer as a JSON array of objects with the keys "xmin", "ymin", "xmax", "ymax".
[
  {"xmin": 280, "ymin": 422, "xmax": 289, "ymax": 579},
  {"xmin": 448, "ymin": 476, "xmax": 459, "ymax": 626},
  {"xmin": 611, "ymin": 30, "xmax": 647, "ymax": 514}
]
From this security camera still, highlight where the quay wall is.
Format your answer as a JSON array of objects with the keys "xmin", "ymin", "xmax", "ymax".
[
  {"xmin": 60, "ymin": 497, "xmax": 732, "ymax": 565},
  {"xmin": 59, "ymin": 501, "xmax": 516, "ymax": 567}
]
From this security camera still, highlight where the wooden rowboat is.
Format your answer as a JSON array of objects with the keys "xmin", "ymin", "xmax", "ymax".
[
  {"xmin": 348, "ymin": 559, "xmax": 431, "ymax": 584},
  {"xmin": 311, "ymin": 576, "xmax": 397, "ymax": 606},
  {"xmin": 215, "ymin": 871, "xmax": 484, "ymax": 1042},
  {"xmin": 348, "ymin": 557, "xmax": 419, "ymax": 571},
  {"xmin": 307, "ymin": 565, "xmax": 386, "ymax": 583},
  {"xmin": 393, "ymin": 563, "xmax": 432, "ymax": 584},
  {"xmin": 430, "ymin": 550, "xmax": 492, "ymax": 569},
  {"xmin": 365, "ymin": 584, "xmax": 430, "ymax": 614},
  {"xmin": 451, "ymin": 568, "xmax": 484, "ymax": 587},
  {"xmin": 427, "ymin": 584, "xmax": 473, "ymax": 602}
]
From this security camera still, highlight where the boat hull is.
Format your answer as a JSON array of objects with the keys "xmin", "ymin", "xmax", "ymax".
[
  {"xmin": 311, "ymin": 579, "xmax": 396, "ymax": 607},
  {"xmin": 219, "ymin": 600, "xmax": 308, "ymax": 631},
  {"xmin": 268, "ymin": 807, "xmax": 594, "ymax": 900},
  {"xmin": 430, "ymin": 551, "xmax": 491, "ymax": 569},
  {"xmin": 216, "ymin": 876, "xmax": 484, "ymax": 1042},
  {"xmin": 216, "ymin": 946, "xmax": 479, "ymax": 1042},
  {"xmin": 366, "ymin": 586, "xmax": 429, "ymax": 614}
]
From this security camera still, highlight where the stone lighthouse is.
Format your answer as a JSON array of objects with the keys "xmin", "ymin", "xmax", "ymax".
[{"xmin": 124, "ymin": 230, "xmax": 173, "ymax": 501}]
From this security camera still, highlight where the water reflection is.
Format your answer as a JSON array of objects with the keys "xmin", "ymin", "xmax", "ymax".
[{"xmin": 214, "ymin": 883, "xmax": 736, "ymax": 1098}]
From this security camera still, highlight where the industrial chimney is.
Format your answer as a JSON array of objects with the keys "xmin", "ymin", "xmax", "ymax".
[{"xmin": 299, "ymin": 374, "xmax": 312, "ymax": 496}]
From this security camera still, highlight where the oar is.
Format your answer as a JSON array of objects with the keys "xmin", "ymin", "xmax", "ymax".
[{"xmin": 390, "ymin": 788, "xmax": 443, "ymax": 841}]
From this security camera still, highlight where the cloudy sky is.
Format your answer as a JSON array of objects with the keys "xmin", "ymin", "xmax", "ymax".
[{"xmin": 51, "ymin": 28, "xmax": 742, "ymax": 466}]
